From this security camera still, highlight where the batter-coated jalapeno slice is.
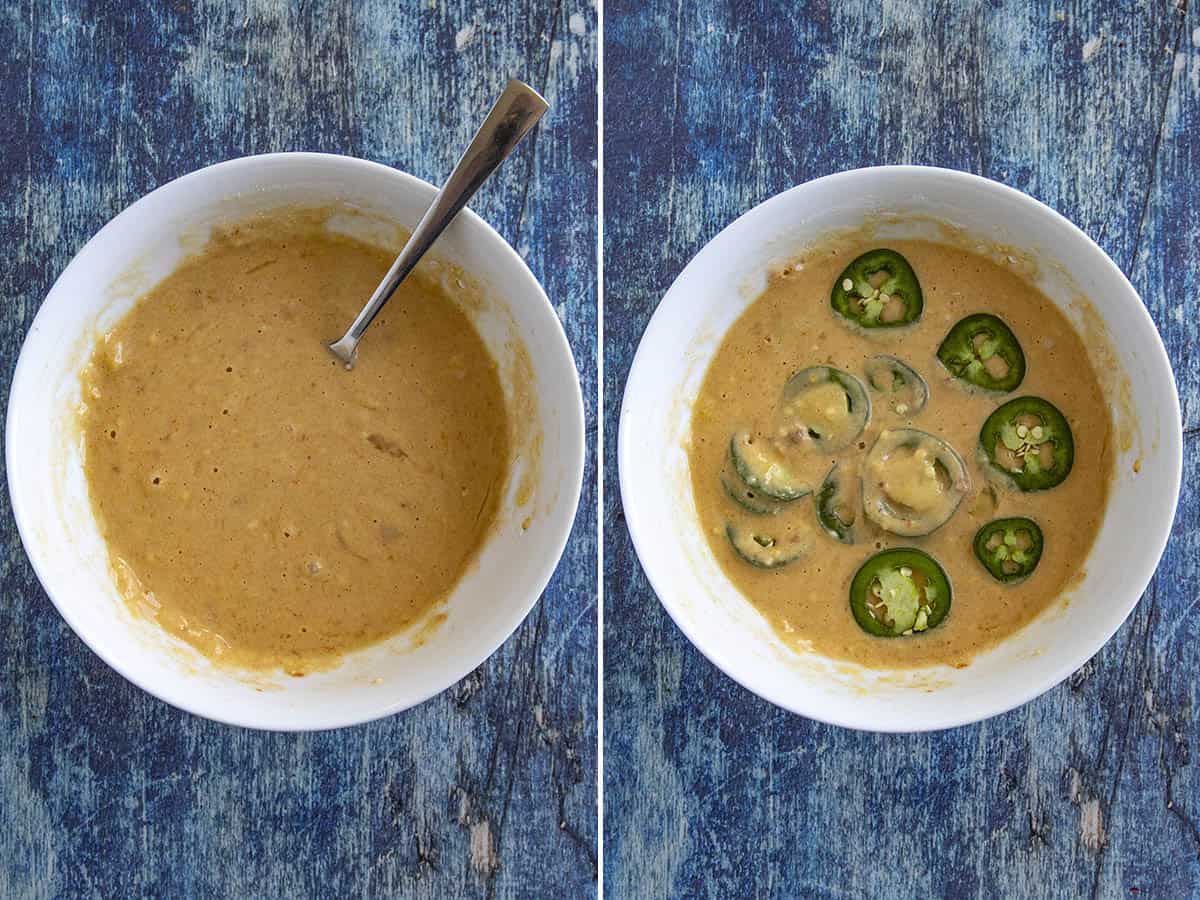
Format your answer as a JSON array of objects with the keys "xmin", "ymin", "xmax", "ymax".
[
  {"xmin": 831, "ymin": 248, "xmax": 924, "ymax": 329},
  {"xmin": 720, "ymin": 468, "xmax": 785, "ymax": 515},
  {"xmin": 973, "ymin": 517, "xmax": 1044, "ymax": 584},
  {"xmin": 729, "ymin": 429, "xmax": 811, "ymax": 501},
  {"xmin": 979, "ymin": 396, "xmax": 1074, "ymax": 491},
  {"xmin": 725, "ymin": 523, "xmax": 807, "ymax": 569},
  {"xmin": 861, "ymin": 429, "xmax": 970, "ymax": 537},
  {"xmin": 849, "ymin": 548, "xmax": 951, "ymax": 637},
  {"xmin": 864, "ymin": 354, "xmax": 928, "ymax": 416},
  {"xmin": 815, "ymin": 462, "xmax": 860, "ymax": 544},
  {"xmin": 776, "ymin": 366, "xmax": 871, "ymax": 453},
  {"xmin": 937, "ymin": 313, "xmax": 1026, "ymax": 392}
]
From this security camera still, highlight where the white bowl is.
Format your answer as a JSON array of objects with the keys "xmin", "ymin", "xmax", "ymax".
[
  {"xmin": 7, "ymin": 152, "xmax": 584, "ymax": 730},
  {"xmin": 619, "ymin": 165, "xmax": 1181, "ymax": 732}
]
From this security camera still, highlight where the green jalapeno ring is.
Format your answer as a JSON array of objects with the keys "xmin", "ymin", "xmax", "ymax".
[
  {"xmin": 831, "ymin": 248, "xmax": 924, "ymax": 329},
  {"xmin": 937, "ymin": 313, "xmax": 1027, "ymax": 392},
  {"xmin": 973, "ymin": 517, "xmax": 1044, "ymax": 584},
  {"xmin": 979, "ymin": 396, "xmax": 1075, "ymax": 491},
  {"xmin": 849, "ymin": 548, "xmax": 952, "ymax": 637}
]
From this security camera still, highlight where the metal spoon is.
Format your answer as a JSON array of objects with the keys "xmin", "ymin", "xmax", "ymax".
[{"xmin": 328, "ymin": 79, "xmax": 548, "ymax": 366}]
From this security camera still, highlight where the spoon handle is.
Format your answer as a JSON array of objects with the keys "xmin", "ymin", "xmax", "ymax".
[{"xmin": 329, "ymin": 79, "xmax": 548, "ymax": 365}]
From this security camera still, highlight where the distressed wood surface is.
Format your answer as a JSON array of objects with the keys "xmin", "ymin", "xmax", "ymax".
[
  {"xmin": 604, "ymin": 1, "xmax": 1198, "ymax": 897},
  {"xmin": 0, "ymin": 2, "xmax": 596, "ymax": 897}
]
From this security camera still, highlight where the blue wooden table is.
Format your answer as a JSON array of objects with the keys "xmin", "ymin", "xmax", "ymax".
[
  {"xmin": 0, "ymin": 3, "xmax": 596, "ymax": 897},
  {"xmin": 604, "ymin": 2, "xmax": 1199, "ymax": 896}
]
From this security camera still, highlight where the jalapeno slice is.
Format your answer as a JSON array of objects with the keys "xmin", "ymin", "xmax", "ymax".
[
  {"xmin": 850, "ymin": 549, "xmax": 951, "ymax": 637},
  {"xmin": 864, "ymin": 354, "xmax": 928, "ymax": 416},
  {"xmin": 725, "ymin": 523, "xmax": 807, "ymax": 569},
  {"xmin": 775, "ymin": 366, "xmax": 871, "ymax": 452},
  {"xmin": 729, "ymin": 429, "xmax": 812, "ymax": 501},
  {"xmin": 861, "ymin": 429, "xmax": 970, "ymax": 537},
  {"xmin": 815, "ymin": 462, "xmax": 861, "ymax": 544},
  {"xmin": 973, "ymin": 517, "xmax": 1044, "ymax": 584},
  {"xmin": 979, "ymin": 396, "xmax": 1074, "ymax": 491},
  {"xmin": 937, "ymin": 313, "xmax": 1026, "ymax": 392},
  {"xmin": 720, "ymin": 468, "xmax": 785, "ymax": 515},
  {"xmin": 831, "ymin": 249, "xmax": 924, "ymax": 329}
]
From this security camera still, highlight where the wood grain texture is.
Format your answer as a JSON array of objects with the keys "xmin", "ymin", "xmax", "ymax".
[
  {"xmin": 604, "ymin": 1, "xmax": 1198, "ymax": 897},
  {"xmin": 0, "ymin": 2, "xmax": 596, "ymax": 897}
]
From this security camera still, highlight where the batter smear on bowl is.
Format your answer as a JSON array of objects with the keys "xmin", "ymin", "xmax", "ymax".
[
  {"xmin": 688, "ymin": 239, "xmax": 1114, "ymax": 669},
  {"xmin": 78, "ymin": 210, "xmax": 510, "ymax": 673}
]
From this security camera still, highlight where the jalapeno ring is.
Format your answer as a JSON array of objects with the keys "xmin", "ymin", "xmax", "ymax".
[
  {"xmin": 862, "ymin": 429, "xmax": 970, "ymax": 537},
  {"xmin": 979, "ymin": 396, "xmax": 1074, "ymax": 491},
  {"xmin": 725, "ymin": 523, "xmax": 807, "ymax": 569},
  {"xmin": 973, "ymin": 517, "xmax": 1044, "ymax": 584},
  {"xmin": 831, "ymin": 249, "xmax": 924, "ymax": 329},
  {"xmin": 864, "ymin": 354, "xmax": 929, "ymax": 416},
  {"xmin": 815, "ymin": 462, "xmax": 860, "ymax": 544},
  {"xmin": 937, "ymin": 313, "xmax": 1026, "ymax": 392},
  {"xmin": 776, "ymin": 366, "xmax": 871, "ymax": 453},
  {"xmin": 729, "ymin": 429, "xmax": 811, "ymax": 502},
  {"xmin": 849, "ymin": 548, "xmax": 951, "ymax": 637},
  {"xmin": 720, "ymin": 467, "xmax": 786, "ymax": 515}
]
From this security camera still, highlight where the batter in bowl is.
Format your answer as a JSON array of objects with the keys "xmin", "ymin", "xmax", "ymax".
[
  {"xmin": 689, "ymin": 239, "xmax": 1113, "ymax": 669},
  {"xmin": 79, "ymin": 209, "xmax": 510, "ymax": 674}
]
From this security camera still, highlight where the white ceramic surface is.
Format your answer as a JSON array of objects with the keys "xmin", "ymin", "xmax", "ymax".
[
  {"xmin": 619, "ymin": 165, "xmax": 1181, "ymax": 732},
  {"xmin": 7, "ymin": 152, "xmax": 584, "ymax": 731}
]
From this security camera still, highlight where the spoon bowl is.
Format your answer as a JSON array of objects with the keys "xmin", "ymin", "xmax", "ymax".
[{"xmin": 328, "ymin": 79, "xmax": 547, "ymax": 366}]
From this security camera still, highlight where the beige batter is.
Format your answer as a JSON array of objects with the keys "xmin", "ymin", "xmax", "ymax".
[
  {"xmin": 689, "ymin": 239, "xmax": 1113, "ymax": 669},
  {"xmin": 79, "ymin": 211, "xmax": 510, "ymax": 673}
]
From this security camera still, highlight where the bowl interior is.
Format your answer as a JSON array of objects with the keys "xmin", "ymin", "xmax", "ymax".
[
  {"xmin": 619, "ymin": 166, "xmax": 1180, "ymax": 732},
  {"xmin": 7, "ymin": 153, "xmax": 583, "ymax": 730}
]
